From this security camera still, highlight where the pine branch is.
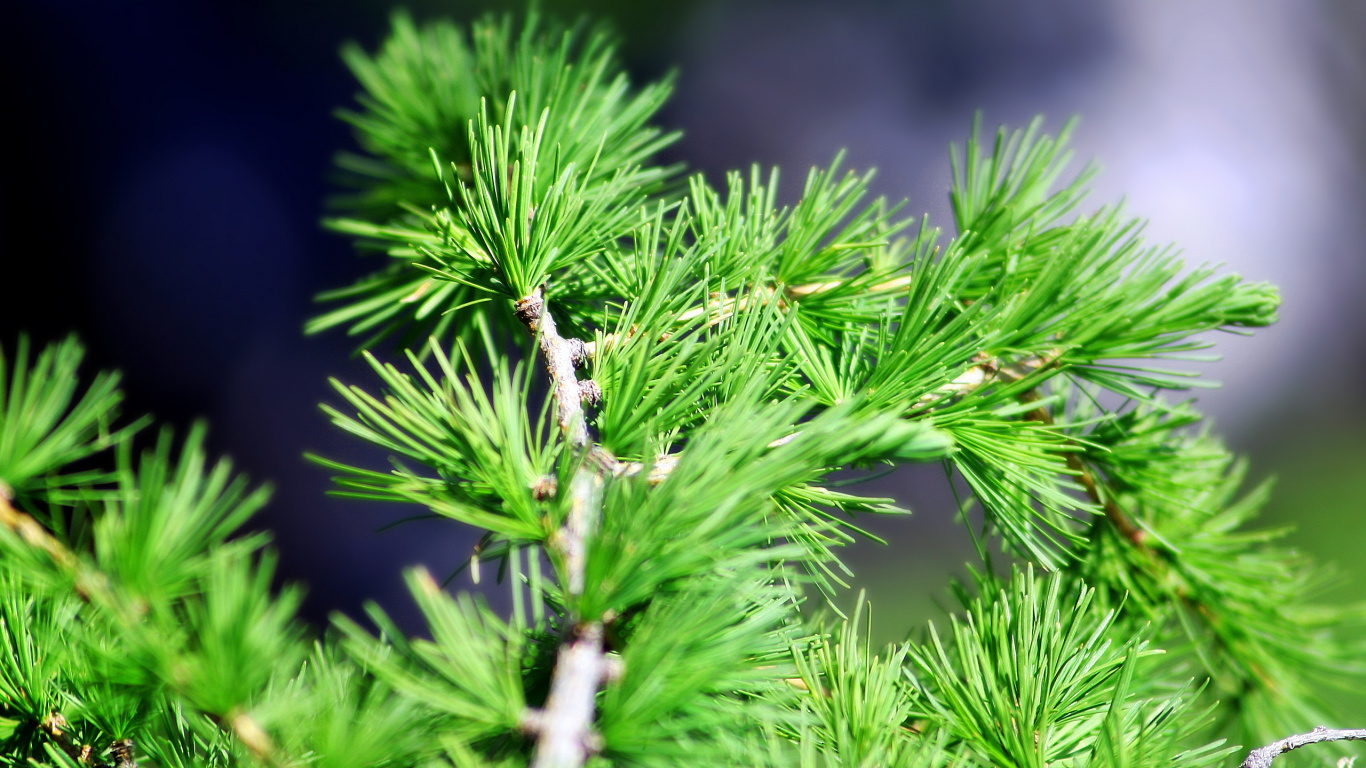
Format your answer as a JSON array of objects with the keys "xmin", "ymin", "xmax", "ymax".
[
  {"xmin": 0, "ymin": 485, "xmax": 281, "ymax": 767},
  {"xmin": 295, "ymin": 15, "xmax": 1355, "ymax": 762},
  {"xmin": 579, "ymin": 350, "xmax": 1055, "ymax": 487},
  {"xmin": 0, "ymin": 493, "xmax": 142, "ymax": 767},
  {"xmin": 38, "ymin": 719, "xmax": 137, "ymax": 768},
  {"xmin": 33, "ymin": 722, "xmax": 137, "ymax": 768},
  {"xmin": 1240, "ymin": 727, "xmax": 1366, "ymax": 768},
  {"xmin": 1019, "ymin": 385, "xmax": 1320, "ymax": 730}
]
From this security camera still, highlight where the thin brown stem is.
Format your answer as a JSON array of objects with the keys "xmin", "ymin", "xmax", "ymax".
[
  {"xmin": 1017, "ymin": 390, "xmax": 1146, "ymax": 547},
  {"xmin": 3, "ymin": 497, "xmax": 143, "ymax": 768},
  {"xmin": 0, "ymin": 489, "xmax": 129, "ymax": 614},
  {"xmin": 532, "ymin": 351, "xmax": 1060, "ymax": 493},
  {"xmin": 1018, "ymin": 385, "xmax": 1286, "ymax": 698}
]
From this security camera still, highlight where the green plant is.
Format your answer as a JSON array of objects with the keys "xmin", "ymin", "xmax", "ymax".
[{"xmin": 1, "ymin": 10, "xmax": 1362, "ymax": 768}]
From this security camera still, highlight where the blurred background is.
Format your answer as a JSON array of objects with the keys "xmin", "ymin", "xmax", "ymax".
[{"xmin": 2, "ymin": 0, "xmax": 1364, "ymax": 642}]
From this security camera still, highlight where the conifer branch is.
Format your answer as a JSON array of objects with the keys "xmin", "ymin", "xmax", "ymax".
[
  {"xmin": 10, "ymin": 13, "xmax": 1346, "ymax": 764},
  {"xmin": 1240, "ymin": 726, "xmax": 1366, "ymax": 768},
  {"xmin": 2, "ymin": 494, "xmax": 145, "ymax": 768},
  {"xmin": 1019, "ymin": 384, "xmax": 1290, "ymax": 705},
  {"xmin": 35, "ymin": 693, "xmax": 136, "ymax": 766},
  {"xmin": 0, "ymin": 488, "xmax": 277, "ymax": 767}
]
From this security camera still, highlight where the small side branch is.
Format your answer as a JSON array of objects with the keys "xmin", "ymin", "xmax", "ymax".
[
  {"xmin": 1067, "ymin": 450, "xmax": 1146, "ymax": 545},
  {"xmin": 785, "ymin": 274, "xmax": 914, "ymax": 300},
  {"xmin": 6, "ymin": 500, "xmax": 140, "ymax": 768},
  {"xmin": 1018, "ymin": 382, "xmax": 1291, "ymax": 695},
  {"xmin": 1241, "ymin": 727, "xmax": 1366, "ymax": 768},
  {"xmin": 514, "ymin": 297, "xmax": 1058, "ymax": 768},
  {"xmin": 541, "ymin": 352, "xmax": 1058, "ymax": 492},
  {"xmin": 0, "ymin": 489, "xmax": 124, "ymax": 611}
]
